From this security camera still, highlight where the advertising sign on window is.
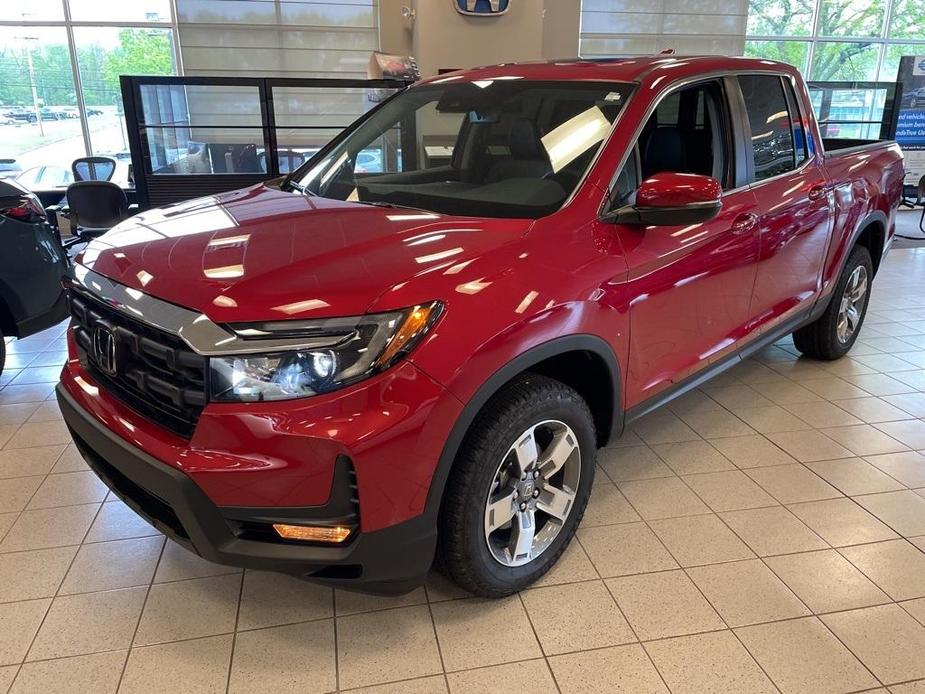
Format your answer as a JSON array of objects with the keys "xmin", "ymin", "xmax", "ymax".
[{"xmin": 896, "ymin": 56, "xmax": 925, "ymax": 186}]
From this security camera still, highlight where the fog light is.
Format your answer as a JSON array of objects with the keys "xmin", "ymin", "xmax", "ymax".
[{"xmin": 272, "ymin": 523, "xmax": 352, "ymax": 543}]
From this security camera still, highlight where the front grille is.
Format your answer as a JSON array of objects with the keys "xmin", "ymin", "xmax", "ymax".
[{"xmin": 69, "ymin": 289, "xmax": 208, "ymax": 438}]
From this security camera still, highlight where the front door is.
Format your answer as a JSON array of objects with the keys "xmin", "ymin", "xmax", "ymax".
[{"xmin": 613, "ymin": 79, "xmax": 762, "ymax": 409}]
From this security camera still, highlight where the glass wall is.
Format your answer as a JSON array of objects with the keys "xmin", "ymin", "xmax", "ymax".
[
  {"xmin": 745, "ymin": 0, "xmax": 925, "ymax": 81},
  {"xmin": 0, "ymin": 0, "xmax": 178, "ymax": 190}
]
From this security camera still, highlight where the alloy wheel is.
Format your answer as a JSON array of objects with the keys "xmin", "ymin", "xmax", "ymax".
[
  {"xmin": 836, "ymin": 264, "xmax": 868, "ymax": 344},
  {"xmin": 483, "ymin": 419, "xmax": 581, "ymax": 567}
]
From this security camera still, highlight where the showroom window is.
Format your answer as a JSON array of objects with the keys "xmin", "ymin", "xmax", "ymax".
[
  {"xmin": 744, "ymin": 0, "xmax": 925, "ymax": 81},
  {"xmin": 0, "ymin": 0, "xmax": 179, "ymax": 189}
]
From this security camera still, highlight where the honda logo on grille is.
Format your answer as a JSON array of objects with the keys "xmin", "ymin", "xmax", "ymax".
[
  {"xmin": 92, "ymin": 324, "xmax": 118, "ymax": 376},
  {"xmin": 454, "ymin": 0, "xmax": 510, "ymax": 16}
]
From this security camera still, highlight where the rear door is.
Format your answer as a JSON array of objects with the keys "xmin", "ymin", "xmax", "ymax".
[{"xmin": 737, "ymin": 74, "xmax": 832, "ymax": 332}]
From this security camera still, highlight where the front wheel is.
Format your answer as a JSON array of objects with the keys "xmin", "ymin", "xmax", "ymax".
[
  {"xmin": 792, "ymin": 244, "xmax": 872, "ymax": 360},
  {"xmin": 437, "ymin": 374, "xmax": 596, "ymax": 597}
]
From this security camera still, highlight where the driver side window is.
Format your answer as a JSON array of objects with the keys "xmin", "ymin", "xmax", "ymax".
[{"xmin": 615, "ymin": 80, "xmax": 733, "ymax": 201}]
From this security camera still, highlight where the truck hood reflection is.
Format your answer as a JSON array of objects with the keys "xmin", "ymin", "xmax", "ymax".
[{"xmin": 78, "ymin": 183, "xmax": 530, "ymax": 322}]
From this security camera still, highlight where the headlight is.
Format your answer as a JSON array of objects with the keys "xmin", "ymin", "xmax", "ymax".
[{"xmin": 209, "ymin": 302, "xmax": 442, "ymax": 402}]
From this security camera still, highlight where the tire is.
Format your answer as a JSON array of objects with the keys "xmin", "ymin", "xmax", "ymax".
[
  {"xmin": 437, "ymin": 373, "xmax": 596, "ymax": 597},
  {"xmin": 792, "ymin": 244, "xmax": 873, "ymax": 360}
]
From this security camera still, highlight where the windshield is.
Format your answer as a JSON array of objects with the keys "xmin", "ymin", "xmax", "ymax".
[{"xmin": 290, "ymin": 79, "xmax": 633, "ymax": 219}]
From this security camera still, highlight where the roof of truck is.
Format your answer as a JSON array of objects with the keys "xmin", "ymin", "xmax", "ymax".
[{"xmin": 419, "ymin": 55, "xmax": 799, "ymax": 86}]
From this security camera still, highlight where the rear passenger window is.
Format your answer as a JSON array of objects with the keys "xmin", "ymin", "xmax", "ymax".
[{"xmin": 739, "ymin": 75, "xmax": 797, "ymax": 181}]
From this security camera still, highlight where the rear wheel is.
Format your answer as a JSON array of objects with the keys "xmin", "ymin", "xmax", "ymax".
[
  {"xmin": 437, "ymin": 374, "xmax": 596, "ymax": 597},
  {"xmin": 792, "ymin": 244, "xmax": 872, "ymax": 360}
]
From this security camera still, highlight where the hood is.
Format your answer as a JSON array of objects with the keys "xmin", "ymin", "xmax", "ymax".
[{"xmin": 78, "ymin": 184, "xmax": 531, "ymax": 322}]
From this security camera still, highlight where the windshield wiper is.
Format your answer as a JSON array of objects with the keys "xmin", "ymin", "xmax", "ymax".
[
  {"xmin": 355, "ymin": 200, "xmax": 428, "ymax": 212},
  {"xmin": 287, "ymin": 180, "xmax": 316, "ymax": 197}
]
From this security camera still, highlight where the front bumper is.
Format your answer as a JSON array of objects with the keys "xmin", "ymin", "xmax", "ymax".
[{"xmin": 58, "ymin": 384, "xmax": 437, "ymax": 593}]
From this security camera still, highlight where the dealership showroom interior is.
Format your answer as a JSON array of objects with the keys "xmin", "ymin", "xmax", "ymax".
[{"xmin": 7, "ymin": 0, "xmax": 925, "ymax": 692}]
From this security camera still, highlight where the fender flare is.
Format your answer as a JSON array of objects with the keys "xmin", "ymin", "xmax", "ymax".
[{"xmin": 421, "ymin": 333, "xmax": 622, "ymax": 524}]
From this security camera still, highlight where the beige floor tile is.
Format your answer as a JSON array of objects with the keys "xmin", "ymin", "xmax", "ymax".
[
  {"xmin": 349, "ymin": 676, "xmax": 448, "ymax": 694},
  {"xmin": 85, "ymin": 500, "xmax": 160, "ymax": 543},
  {"xmin": 423, "ymin": 571, "xmax": 471, "ymax": 603},
  {"xmin": 521, "ymin": 580, "xmax": 635, "ymax": 654},
  {"xmin": 430, "ymin": 597, "xmax": 540, "ymax": 672},
  {"xmin": 875, "ymin": 419, "xmax": 925, "ymax": 449},
  {"xmin": 890, "ymin": 681, "xmax": 925, "ymax": 693},
  {"xmin": 822, "ymin": 604, "xmax": 925, "ymax": 684},
  {"xmin": 630, "ymin": 412, "xmax": 700, "ymax": 445},
  {"xmin": 581, "ymin": 481, "xmax": 641, "ymax": 526},
  {"xmin": 229, "ymin": 620, "xmax": 336, "ymax": 694},
  {"xmin": 904, "ymin": 597, "xmax": 925, "ymax": 626},
  {"xmin": 617, "ymin": 477, "xmax": 710, "ymax": 519},
  {"xmin": 606, "ymin": 570, "xmax": 724, "ymax": 640},
  {"xmin": 645, "ymin": 630, "xmax": 776, "ymax": 694},
  {"xmin": 120, "ymin": 635, "xmax": 232, "ymax": 694},
  {"xmin": 885, "ymin": 392, "xmax": 925, "ymax": 417},
  {"xmin": 678, "ymin": 409, "xmax": 754, "ymax": 439},
  {"xmin": 4, "ymin": 421, "xmax": 71, "ymax": 449},
  {"xmin": 845, "ymin": 372, "xmax": 916, "ymax": 397},
  {"xmin": 0, "ymin": 511, "xmax": 15, "ymax": 542},
  {"xmin": 668, "ymin": 389, "xmax": 726, "ymax": 414},
  {"xmin": 745, "ymin": 464, "xmax": 842, "ymax": 504},
  {"xmin": 806, "ymin": 458, "xmax": 906, "ymax": 496},
  {"xmin": 578, "ymin": 522, "xmax": 678, "ymax": 577},
  {"xmin": 335, "ymin": 586, "xmax": 426, "ymax": 617},
  {"xmin": 0, "ymin": 445, "xmax": 64, "ymax": 480},
  {"xmin": 764, "ymin": 430, "xmax": 854, "ymax": 463},
  {"xmin": 650, "ymin": 440, "xmax": 735, "ymax": 475},
  {"xmin": 10, "ymin": 650, "xmax": 126, "ymax": 694},
  {"xmin": 721, "ymin": 506, "xmax": 828, "ymax": 556},
  {"xmin": 25, "ymin": 400, "xmax": 64, "ymax": 424},
  {"xmin": 0, "ymin": 504, "xmax": 98, "ymax": 553},
  {"xmin": 28, "ymin": 587, "xmax": 145, "ymax": 660},
  {"xmin": 153, "ymin": 539, "xmax": 240, "ymax": 582},
  {"xmin": 854, "ymin": 490, "xmax": 925, "ymax": 536},
  {"xmin": 238, "ymin": 570, "xmax": 332, "ymax": 630},
  {"xmin": 50, "ymin": 445, "xmax": 89, "ymax": 474},
  {"xmin": 735, "ymin": 616, "xmax": 878, "ymax": 694},
  {"xmin": 25, "ymin": 471, "xmax": 107, "ymax": 510},
  {"xmin": 751, "ymin": 379, "xmax": 824, "ymax": 406},
  {"xmin": 864, "ymin": 451, "xmax": 925, "ymax": 488},
  {"xmin": 649, "ymin": 514, "xmax": 754, "ymax": 567},
  {"xmin": 687, "ymin": 559, "xmax": 809, "ymax": 627},
  {"xmin": 785, "ymin": 401, "xmax": 864, "ymax": 428},
  {"xmin": 832, "ymin": 396, "xmax": 914, "ymax": 424},
  {"xmin": 134, "ymin": 574, "xmax": 240, "ymax": 645},
  {"xmin": 0, "ymin": 476, "xmax": 43, "ymax": 513},
  {"xmin": 789, "ymin": 498, "xmax": 900, "ymax": 546},
  {"xmin": 681, "ymin": 470, "xmax": 777, "ymax": 512},
  {"xmin": 549, "ymin": 643, "xmax": 669, "ymax": 693},
  {"xmin": 703, "ymin": 384, "xmax": 773, "ymax": 410},
  {"xmin": 709, "ymin": 434, "xmax": 797, "ymax": 468},
  {"xmin": 734, "ymin": 405, "xmax": 812, "ymax": 434},
  {"xmin": 446, "ymin": 660, "xmax": 556, "ymax": 694},
  {"xmin": 0, "ymin": 599, "xmax": 50, "ymax": 665},
  {"xmin": 337, "ymin": 606, "xmax": 443, "ymax": 689},
  {"xmin": 0, "ymin": 404, "xmax": 40, "ymax": 428},
  {"xmin": 59, "ymin": 536, "xmax": 163, "ymax": 595},
  {"xmin": 802, "ymin": 377, "xmax": 872, "ymax": 400},
  {"xmin": 766, "ymin": 549, "xmax": 891, "ymax": 613},
  {"xmin": 0, "ymin": 546, "xmax": 76, "ymax": 602},
  {"xmin": 598, "ymin": 445, "xmax": 674, "ymax": 482},
  {"xmin": 531, "ymin": 541, "xmax": 599, "ymax": 587},
  {"xmin": 840, "ymin": 539, "xmax": 925, "ymax": 601},
  {"xmin": 820, "ymin": 424, "xmax": 909, "ymax": 457}
]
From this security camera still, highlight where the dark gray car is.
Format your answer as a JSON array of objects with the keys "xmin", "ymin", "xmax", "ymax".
[{"xmin": 0, "ymin": 178, "xmax": 70, "ymax": 373}]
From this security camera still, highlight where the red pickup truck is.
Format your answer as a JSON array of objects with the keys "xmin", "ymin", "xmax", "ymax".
[{"xmin": 58, "ymin": 56, "xmax": 904, "ymax": 597}]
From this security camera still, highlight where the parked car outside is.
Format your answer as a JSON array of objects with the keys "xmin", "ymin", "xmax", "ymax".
[
  {"xmin": 15, "ymin": 165, "xmax": 74, "ymax": 190},
  {"xmin": 0, "ymin": 159, "xmax": 22, "ymax": 179},
  {"xmin": 0, "ymin": 179, "xmax": 70, "ymax": 374},
  {"xmin": 58, "ymin": 56, "xmax": 904, "ymax": 597}
]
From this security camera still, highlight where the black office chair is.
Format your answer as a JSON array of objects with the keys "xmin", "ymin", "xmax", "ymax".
[
  {"xmin": 61, "ymin": 181, "xmax": 128, "ymax": 249},
  {"xmin": 915, "ymin": 175, "xmax": 925, "ymax": 234},
  {"xmin": 72, "ymin": 156, "xmax": 117, "ymax": 182}
]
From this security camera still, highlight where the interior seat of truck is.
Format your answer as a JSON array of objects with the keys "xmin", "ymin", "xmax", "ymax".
[{"xmin": 485, "ymin": 118, "xmax": 552, "ymax": 182}]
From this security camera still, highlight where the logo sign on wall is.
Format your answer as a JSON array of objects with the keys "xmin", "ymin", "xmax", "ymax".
[
  {"xmin": 454, "ymin": 0, "xmax": 510, "ymax": 16},
  {"xmin": 896, "ymin": 56, "xmax": 925, "ymax": 185}
]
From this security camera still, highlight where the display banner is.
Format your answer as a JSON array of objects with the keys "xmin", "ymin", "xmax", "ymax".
[{"xmin": 896, "ymin": 56, "xmax": 925, "ymax": 186}]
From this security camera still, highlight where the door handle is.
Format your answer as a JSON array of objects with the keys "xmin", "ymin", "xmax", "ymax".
[
  {"xmin": 731, "ymin": 213, "xmax": 758, "ymax": 235},
  {"xmin": 808, "ymin": 184, "xmax": 829, "ymax": 201}
]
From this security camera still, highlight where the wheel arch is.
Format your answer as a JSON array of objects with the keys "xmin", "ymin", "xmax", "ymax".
[
  {"xmin": 852, "ymin": 211, "xmax": 887, "ymax": 276},
  {"xmin": 423, "ymin": 334, "xmax": 622, "ymax": 524}
]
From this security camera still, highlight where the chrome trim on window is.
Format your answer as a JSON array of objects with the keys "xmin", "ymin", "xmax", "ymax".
[{"xmin": 71, "ymin": 264, "xmax": 349, "ymax": 356}]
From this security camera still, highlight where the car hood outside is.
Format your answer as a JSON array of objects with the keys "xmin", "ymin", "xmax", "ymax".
[{"xmin": 77, "ymin": 184, "xmax": 532, "ymax": 323}]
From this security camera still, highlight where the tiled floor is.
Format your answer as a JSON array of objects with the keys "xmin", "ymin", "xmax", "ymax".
[{"xmin": 3, "ymin": 250, "xmax": 925, "ymax": 693}]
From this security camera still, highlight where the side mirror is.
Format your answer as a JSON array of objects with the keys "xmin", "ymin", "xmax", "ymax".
[{"xmin": 604, "ymin": 172, "xmax": 723, "ymax": 226}]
